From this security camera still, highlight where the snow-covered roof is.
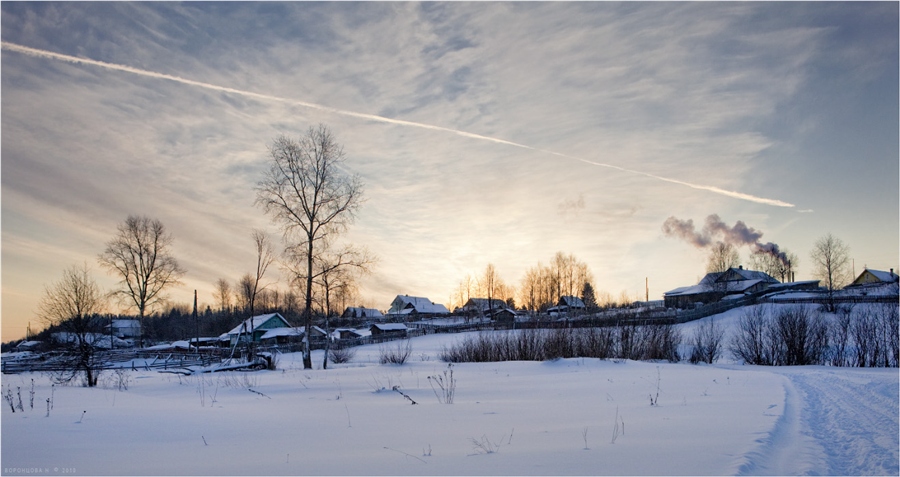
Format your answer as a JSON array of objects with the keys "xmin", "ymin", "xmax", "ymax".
[
  {"xmin": 259, "ymin": 327, "xmax": 304, "ymax": 340},
  {"xmin": 559, "ymin": 296, "xmax": 586, "ymax": 308},
  {"xmin": 371, "ymin": 323, "xmax": 408, "ymax": 332},
  {"xmin": 110, "ymin": 319, "xmax": 141, "ymax": 328},
  {"xmin": 463, "ymin": 298, "xmax": 509, "ymax": 312},
  {"xmin": 343, "ymin": 307, "xmax": 384, "ymax": 318},
  {"xmin": 851, "ymin": 268, "xmax": 899, "ymax": 286},
  {"xmin": 226, "ymin": 313, "xmax": 291, "ymax": 336},
  {"xmin": 389, "ymin": 295, "xmax": 450, "ymax": 314},
  {"xmin": 665, "ymin": 279, "xmax": 767, "ymax": 297},
  {"xmin": 666, "ymin": 267, "xmax": 778, "ymax": 296},
  {"xmin": 16, "ymin": 340, "xmax": 41, "ymax": 349}
]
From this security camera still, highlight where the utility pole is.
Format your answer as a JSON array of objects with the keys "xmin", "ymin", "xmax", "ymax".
[
  {"xmin": 645, "ymin": 277, "xmax": 649, "ymax": 303},
  {"xmin": 193, "ymin": 290, "xmax": 199, "ymax": 351}
]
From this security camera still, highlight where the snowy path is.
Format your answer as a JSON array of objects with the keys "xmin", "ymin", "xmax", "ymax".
[{"xmin": 738, "ymin": 366, "xmax": 898, "ymax": 476}]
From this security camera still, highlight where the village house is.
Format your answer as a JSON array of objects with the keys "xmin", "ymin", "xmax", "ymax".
[
  {"xmin": 547, "ymin": 296, "xmax": 586, "ymax": 315},
  {"xmin": 370, "ymin": 323, "xmax": 408, "ymax": 338},
  {"xmin": 222, "ymin": 313, "xmax": 292, "ymax": 346},
  {"xmin": 386, "ymin": 295, "xmax": 450, "ymax": 318},
  {"xmin": 334, "ymin": 328, "xmax": 366, "ymax": 340},
  {"xmin": 664, "ymin": 266, "xmax": 779, "ymax": 309},
  {"xmin": 490, "ymin": 307, "xmax": 519, "ymax": 323},
  {"xmin": 849, "ymin": 268, "xmax": 898, "ymax": 286},
  {"xmin": 106, "ymin": 319, "xmax": 141, "ymax": 340},
  {"xmin": 341, "ymin": 307, "xmax": 384, "ymax": 320},
  {"xmin": 459, "ymin": 298, "xmax": 509, "ymax": 317}
]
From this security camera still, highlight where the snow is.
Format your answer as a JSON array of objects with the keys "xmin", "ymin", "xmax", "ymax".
[{"xmin": 2, "ymin": 305, "xmax": 897, "ymax": 476}]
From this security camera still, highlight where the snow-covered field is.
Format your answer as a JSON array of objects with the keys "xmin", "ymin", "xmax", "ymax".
[{"xmin": 2, "ymin": 306, "xmax": 898, "ymax": 476}]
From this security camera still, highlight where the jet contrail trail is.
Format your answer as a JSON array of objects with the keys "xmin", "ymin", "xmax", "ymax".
[{"xmin": 3, "ymin": 41, "xmax": 795, "ymax": 208}]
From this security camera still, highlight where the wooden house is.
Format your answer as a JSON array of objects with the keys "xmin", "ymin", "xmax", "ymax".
[
  {"xmin": 342, "ymin": 307, "xmax": 384, "ymax": 319},
  {"xmin": 664, "ymin": 266, "xmax": 779, "ymax": 309},
  {"xmin": 223, "ymin": 313, "xmax": 292, "ymax": 346},
  {"xmin": 370, "ymin": 323, "xmax": 408, "ymax": 338},
  {"xmin": 849, "ymin": 268, "xmax": 898, "ymax": 286},
  {"xmin": 387, "ymin": 295, "xmax": 450, "ymax": 318}
]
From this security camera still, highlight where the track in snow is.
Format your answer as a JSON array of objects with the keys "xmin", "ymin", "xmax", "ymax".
[{"xmin": 739, "ymin": 367, "xmax": 898, "ymax": 476}]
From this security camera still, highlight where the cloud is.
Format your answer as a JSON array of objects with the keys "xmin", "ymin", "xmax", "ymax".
[{"xmin": 2, "ymin": 40, "xmax": 796, "ymax": 209}]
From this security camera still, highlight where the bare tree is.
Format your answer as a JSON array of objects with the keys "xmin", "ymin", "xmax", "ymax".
[
  {"xmin": 98, "ymin": 215, "xmax": 186, "ymax": 347},
  {"xmin": 307, "ymin": 243, "xmax": 374, "ymax": 369},
  {"xmin": 479, "ymin": 263, "xmax": 501, "ymax": 318},
  {"xmin": 256, "ymin": 125, "xmax": 364, "ymax": 369},
  {"xmin": 810, "ymin": 233, "xmax": 851, "ymax": 311},
  {"xmin": 706, "ymin": 242, "xmax": 740, "ymax": 273},
  {"xmin": 750, "ymin": 248, "xmax": 799, "ymax": 282},
  {"xmin": 38, "ymin": 264, "xmax": 106, "ymax": 387},
  {"xmin": 241, "ymin": 230, "xmax": 277, "ymax": 357},
  {"xmin": 213, "ymin": 278, "xmax": 232, "ymax": 313}
]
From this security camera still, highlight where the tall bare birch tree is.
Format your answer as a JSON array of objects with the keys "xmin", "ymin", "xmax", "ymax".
[
  {"xmin": 98, "ymin": 215, "xmax": 185, "ymax": 348},
  {"xmin": 256, "ymin": 125, "xmax": 364, "ymax": 369}
]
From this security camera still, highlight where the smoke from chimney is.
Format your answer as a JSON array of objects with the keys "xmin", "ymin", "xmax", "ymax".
[{"xmin": 662, "ymin": 214, "xmax": 791, "ymax": 269}]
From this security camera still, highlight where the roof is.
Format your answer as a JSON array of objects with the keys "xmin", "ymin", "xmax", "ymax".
[
  {"xmin": 665, "ymin": 267, "xmax": 778, "ymax": 296},
  {"xmin": 371, "ymin": 323, "xmax": 408, "ymax": 331},
  {"xmin": 665, "ymin": 279, "xmax": 767, "ymax": 297},
  {"xmin": 559, "ymin": 296, "xmax": 586, "ymax": 308},
  {"xmin": 389, "ymin": 295, "xmax": 450, "ymax": 314},
  {"xmin": 110, "ymin": 319, "xmax": 141, "ymax": 328},
  {"xmin": 463, "ymin": 298, "xmax": 509, "ymax": 312},
  {"xmin": 259, "ymin": 327, "xmax": 303, "ymax": 340},
  {"xmin": 343, "ymin": 307, "xmax": 384, "ymax": 318},
  {"xmin": 851, "ymin": 268, "xmax": 899, "ymax": 285},
  {"xmin": 226, "ymin": 313, "xmax": 291, "ymax": 336}
]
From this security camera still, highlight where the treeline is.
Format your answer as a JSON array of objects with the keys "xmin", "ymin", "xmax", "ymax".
[{"xmin": 449, "ymin": 252, "xmax": 634, "ymax": 313}]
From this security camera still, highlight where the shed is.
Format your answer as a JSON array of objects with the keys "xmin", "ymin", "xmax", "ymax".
[{"xmin": 370, "ymin": 323, "xmax": 408, "ymax": 338}]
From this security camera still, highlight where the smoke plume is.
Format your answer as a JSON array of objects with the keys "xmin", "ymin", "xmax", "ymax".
[{"xmin": 662, "ymin": 214, "xmax": 790, "ymax": 267}]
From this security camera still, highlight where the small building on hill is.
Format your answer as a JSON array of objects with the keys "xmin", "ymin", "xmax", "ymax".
[
  {"xmin": 387, "ymin": 295, "xmax": 450, "ymax": 318},
  {"xmin": 547, "ymin": 296, "xmax": 586, "ymax": 315},
  {"xmin": 106, "ymin": 319, "xmax": 141, "ymax": 339},
  {"xmin": 849, "ymin": 268, "xmax": 898, "ymax": 286},
  {"xmin": 491, "ymin": 308, "xmax": 519, "ymax": 323},
  {"xmin": 370, "ymin": 323, "xmax": 408, "ymax": 338},
  {"xmin": 460, "ymin": 298, "xmax": 509, "ymax": 316},
  {"xmin": 664, "ymin": 266, "xmax": 779, "ymax": 309},
  {"xmin": 223, "ymin": 313, "xmax": 292, "ymax": 346},
  {"xmin": 342, "ymin": 307, "xmax": 384, "ymax": 319}
]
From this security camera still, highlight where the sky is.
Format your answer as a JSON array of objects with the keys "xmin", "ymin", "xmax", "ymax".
[{"xmin": 2, "ymin": 2, "xmax": 898, "ymax": 341}]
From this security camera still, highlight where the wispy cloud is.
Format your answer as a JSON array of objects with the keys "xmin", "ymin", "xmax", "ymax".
[{"xmin": 2, "ymin": 40, "xmax": 795, "ymax": 209}]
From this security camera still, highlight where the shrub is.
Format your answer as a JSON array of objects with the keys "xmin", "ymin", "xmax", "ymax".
[
  {"xmin": 380, "ymin": 339, "xmax": 412, "ymax": 365},
  {"xmin": 729, "ymin": 305, "xmax": 773, "ymax": 365},
  {"xmin": 690, "ymin": 318, "xmax": 725, "ymax": 364},
  {"xmin": 730, "ymin": 305, "xmax": 829, "ymax": 366},
  {"xmin": 328, "ymin": 345, "xmax": 356, "ymax": 364}
]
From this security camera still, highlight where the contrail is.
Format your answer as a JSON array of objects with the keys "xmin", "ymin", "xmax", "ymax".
[{"xmin": 3, "ymin": 41, "xmax": 794, "ymax": 208}]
